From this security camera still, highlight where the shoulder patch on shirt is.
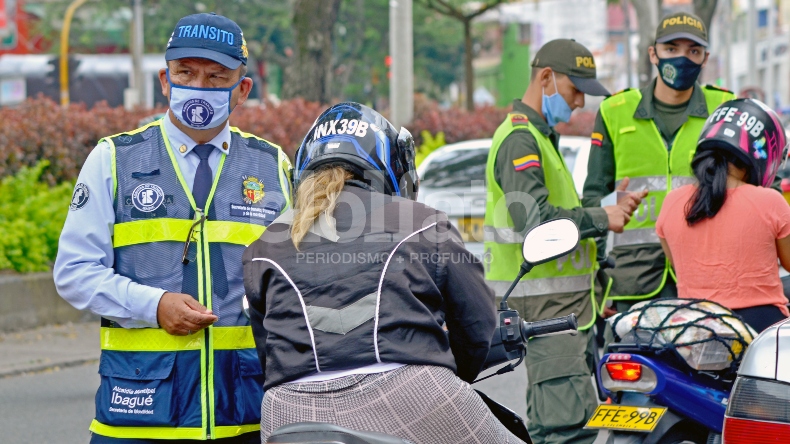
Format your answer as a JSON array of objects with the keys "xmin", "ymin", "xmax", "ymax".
[
  {"xmin": 510, "ymin": 113, "xmax": 529, "ymax": 126},
  {"xmin": 591, "ymin": 132, "xmax": 604, "ymax": 147},
  {"xmin": 513, "ymin": 154, "xmax": 540, "ymax": 171},
  {"xmin": 70, "ymin": 183, "xmax": 90, "ymax": 210}
]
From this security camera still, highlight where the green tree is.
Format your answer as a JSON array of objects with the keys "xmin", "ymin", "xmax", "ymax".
[
  {"xmin": 414, "ymin": 0, "xmax": 507, "ymax": 111},
  {"xmin": 32, "ymin": 0, "xmax": 468, "ymax": 105},
  {"xmin": 332, "ymin": 0, "xmax": 464, "ymax": 104},
  {"xmin": 32, "ymin": 0, "xmax": 293, "ymax": 96},
  {"xmin": 281, "ymin": 0, "xmax": 343, "ymax": 103}
]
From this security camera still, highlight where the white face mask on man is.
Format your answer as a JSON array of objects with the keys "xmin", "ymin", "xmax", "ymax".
[{"xmin": 167, "ymin": 69, "xmax": 242, "ymax": 130}]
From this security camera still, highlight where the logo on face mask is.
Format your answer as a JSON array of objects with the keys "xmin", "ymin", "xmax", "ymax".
[
  {"xmin": 183, "ymin": 99, "xmax": 215, "ymax": 128},
  {"xmin": 661, "ymin": 64, "xmax": 677, "ymax": 84}
]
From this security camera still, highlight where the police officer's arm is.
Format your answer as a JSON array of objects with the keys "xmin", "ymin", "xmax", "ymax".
[
  {"xmin": 436, "ymin": 219, "xmax": 497, "ymax": 383},
  {"xmin": 581, "ymin": 111, "xmax": 616, "ymax": 207},
  {"xmin": 496, "ymin": 131, "xmax": 609, "ymax": 239},
  {"xmin": 53, "ymin": 142, "xmax": 167, "ymax": 328}
]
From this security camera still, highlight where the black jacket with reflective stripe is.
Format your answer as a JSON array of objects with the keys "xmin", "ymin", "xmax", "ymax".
[{"xmin": 243, "ymin": 183, "xmax": 497, "ymax": 389}]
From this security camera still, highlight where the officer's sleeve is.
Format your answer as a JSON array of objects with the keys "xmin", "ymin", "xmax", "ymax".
[
  {"xmin": 495, "ymin": 131, "xmax": 608, "ymax": 240},
  {"xmin": 435, "ymin": 219, "xmax": 496, "ymax": 383},
  {"xmin": 581, "ymin": 111, "xmax": 616, "ymax": 207},
  {"xmin": 53, "ymin": 142, "xmax": 165, "ymax": 328}
]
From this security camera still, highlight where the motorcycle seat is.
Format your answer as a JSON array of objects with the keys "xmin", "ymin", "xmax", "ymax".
[{"xmin": 266, "ymin": 422, "xmax": 412, "ymax": 444}]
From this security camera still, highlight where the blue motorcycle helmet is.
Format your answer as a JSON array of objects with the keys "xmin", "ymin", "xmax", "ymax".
[{"xmin": 293, "ymin": 102, "xmax": 419, "ymax": 200}]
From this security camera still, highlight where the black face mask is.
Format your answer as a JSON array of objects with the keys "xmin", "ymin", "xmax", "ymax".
[{"xmin": 657, "ymin": 56, "xmax": 703, "ymax": 91}]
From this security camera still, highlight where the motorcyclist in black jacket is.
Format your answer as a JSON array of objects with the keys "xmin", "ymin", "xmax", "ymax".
[{"xmin": 243, "ymin": 103, "xmax": 523, "ymax": 443}]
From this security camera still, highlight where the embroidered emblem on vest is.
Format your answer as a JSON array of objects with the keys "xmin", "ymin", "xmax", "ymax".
[
  {"xmin": 132, "ymin": 183, "xmax": 165, "ymax": 212},
  {"xmin": 242, "ymin": 176, "xmax": 265, "ymax": 204}
]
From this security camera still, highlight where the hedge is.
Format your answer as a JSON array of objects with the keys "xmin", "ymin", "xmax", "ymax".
[
  {"xmin": 0, "ymin": 96, "xmax": 596, "ymax": 186},
  {"xmin": 0, "ymin": 162, "xmax": 73, "ymax": 272}
]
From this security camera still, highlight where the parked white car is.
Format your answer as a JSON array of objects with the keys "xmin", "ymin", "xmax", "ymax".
[{"xmin": 723, "ymin": 317, "xmax": 790, "ymax": 441}]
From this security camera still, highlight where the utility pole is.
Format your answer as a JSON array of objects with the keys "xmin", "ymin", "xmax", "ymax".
[
  {"xmin": 622, "ymin": 0, "xmax": 633, "ymax": 89},
  {"xmin": 747, "ymin": 0, "xmax": 757, "ymax": 87},
  {"xmin": 389, "ymin": 0, "xmax": 413, "ymax": 129},
  {"xmin": 59, "ymin": 0, "xmax": 89, "ymax": 108},
  {"xmin": 766, "ymin": 0, "xmax": 775, "ymax": 106},
  {"xmin": 127, "ymin": 0, "xmax": 145, "ymax": 109},
  {"xmin": 722, "ymin": 0, "xmax": 732, "ymax": 88}
]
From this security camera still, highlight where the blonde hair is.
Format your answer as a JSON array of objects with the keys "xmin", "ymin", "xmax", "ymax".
[{"xmin": 291, "ymin": 166, "xmax": 353, "ymax": 250}]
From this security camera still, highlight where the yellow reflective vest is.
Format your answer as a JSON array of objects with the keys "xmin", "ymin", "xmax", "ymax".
[
  {"xmin": 484, "ymin": 113, "xmax": 598, "ymax": 330},
  {"xmin": 599, "ymin": 86, "xmax": 735, "ymax": 304}
]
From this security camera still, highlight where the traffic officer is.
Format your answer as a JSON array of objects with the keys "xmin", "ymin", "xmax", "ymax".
[
  {"xmin": 582, "ymin": 12, "xmax": 735, "ymax": 315},
  {"xmin": 484, "ymin": 39, "xmax": 645, "ymax": 444},
  {"xmin": 54, "ymin": 13, "xmax": 291, "ymax": 443}
]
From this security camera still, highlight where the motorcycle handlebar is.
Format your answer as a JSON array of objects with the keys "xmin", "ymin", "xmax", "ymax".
[{"xmin": 521, "ymin": 314, "xmax": 578, "ymax": 340}]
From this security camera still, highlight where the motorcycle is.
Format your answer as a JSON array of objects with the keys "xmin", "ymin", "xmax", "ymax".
[
  {"xmin": 263, "ymin": 218, "xmax": 583, "ymax": 444},
  {"xmin": 588, "ymin": 305, "xmax": 746, "ymax": 444}
]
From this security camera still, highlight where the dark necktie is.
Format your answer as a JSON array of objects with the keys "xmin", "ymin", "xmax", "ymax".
[
  {"xmin": 192, "ymin": 144, "xmax": 215, "ymax": 210},
  {"xmin": 189, "ymin": 143, "xmax": 229, "ymax": 300}
]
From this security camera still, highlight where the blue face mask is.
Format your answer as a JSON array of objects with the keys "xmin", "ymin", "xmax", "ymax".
[
  {"xmin": 541, "ymin": 72, "xmax": 572, "ymax": 127},
  {"xmin": 657, "ymin": 56, "xmax": 702, "ymax": 91},
  {"xmin": 167, "ymin": 70, "xmax": 242, "ymax": 130}
]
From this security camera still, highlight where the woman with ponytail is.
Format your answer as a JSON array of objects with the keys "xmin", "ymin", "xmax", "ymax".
[
  {"xmin": 243, "ymin": 103, "xmax": 523, "ymax": 443},
  {"xmin": 656, "ymin": 98, "xmax": 790, "ymax": 332}
]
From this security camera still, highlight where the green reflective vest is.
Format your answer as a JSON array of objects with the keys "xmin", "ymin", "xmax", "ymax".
[
  {"xmin": 600, "ymin": 86, "xmax": 735, "ymax": 303},
  {"xmin": 484, "ymin": 113, "xmax": 597, "ymax": 330}
]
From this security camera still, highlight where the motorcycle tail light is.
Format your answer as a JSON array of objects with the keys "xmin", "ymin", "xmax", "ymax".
[
  {"xmin": 600, "ymin": 360, "xmax": 658, "ymax": 393},
  {"xmin": 606, "ymin": 362, "xmax": 642, "ymax": 381}
]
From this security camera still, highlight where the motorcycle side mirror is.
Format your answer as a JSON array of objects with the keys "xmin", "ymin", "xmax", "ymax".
[
  {"xmin": 521, "ymin": 218, "xmax": 580, "ymax": 266},
  {"xmin": 500, "ymin": 218, "xmax": 580, "ymax": 310}
]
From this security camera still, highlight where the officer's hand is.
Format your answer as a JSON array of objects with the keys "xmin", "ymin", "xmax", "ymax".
[
  {"xmin": 604, "ymin": 205, "xmax": 630, "ymax": 233},
  {"xmin": 157, "ymin": 292, "xmax": 218, "ymax": 336},
  {"xmin": 602, "ymin": 306, "xmax": 618, "ymax": 319},
  {"xmin": 614, "ymin": 177, "xmax": 649, "ymax": 215}
]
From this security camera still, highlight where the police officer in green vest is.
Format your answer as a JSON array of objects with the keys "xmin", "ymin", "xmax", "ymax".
[
  {"xmin": 582, "ymin": 12, "xmax": 736, "ymax": 316},
  {"xmin": 485, "ymin": 39, "xmax": 646, "ymax": 444},
  {"xmin": 54, "ymin": 13, "xmax": 291, "ymax": 443}
]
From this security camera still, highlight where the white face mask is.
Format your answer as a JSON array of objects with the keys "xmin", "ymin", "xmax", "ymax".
[{"xmin": 167, "ymin": 69, "xmax": 242, "ymax": 130}]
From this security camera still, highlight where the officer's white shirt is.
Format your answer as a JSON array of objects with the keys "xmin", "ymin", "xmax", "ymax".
[{"xmin": 53, "ymin": 112, "xmax": 231, "ymax": 328}]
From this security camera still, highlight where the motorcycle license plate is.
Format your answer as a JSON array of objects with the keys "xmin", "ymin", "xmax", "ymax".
[
  {"xmin": 585, "ymin": 405, "xmax": 667, "ymax": 432},
  {"xmin": 458, "ymin": 217, "xmax": 484, "ymax": 243}
]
